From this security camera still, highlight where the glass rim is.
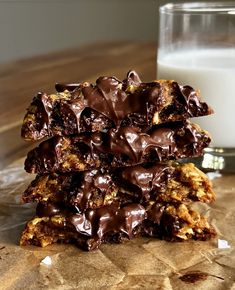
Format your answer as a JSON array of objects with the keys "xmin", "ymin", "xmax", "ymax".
[{"xmin": 160, "ymin": 2, "xmax": 235, "ymax": 14}]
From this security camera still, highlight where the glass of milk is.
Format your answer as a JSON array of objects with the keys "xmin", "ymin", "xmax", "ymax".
[{"xmin": 157, "ymin": 2, "xmax": 235, "ymax": 172}]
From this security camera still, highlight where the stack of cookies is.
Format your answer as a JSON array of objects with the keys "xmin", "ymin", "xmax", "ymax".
[{"xmin": 20, "ymin": 71, "xmax": 216, "ymax": 251}]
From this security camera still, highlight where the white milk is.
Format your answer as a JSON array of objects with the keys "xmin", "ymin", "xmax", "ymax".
[{"xmin": 157, "ymin": 48, "xmax": 235, "ymax": 147}]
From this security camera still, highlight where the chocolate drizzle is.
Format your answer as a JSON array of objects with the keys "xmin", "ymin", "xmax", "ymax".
[
  {"xmin": 60, "ymin": 71, "xmax": 143, "ymax": 128},
  {"xmin": 90, "ymin": 121, "xmax": 204, "ymax": 162}
]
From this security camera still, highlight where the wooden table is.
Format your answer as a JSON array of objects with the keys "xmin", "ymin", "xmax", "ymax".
[{"xmin": 0, "ymin": 41, "xmax": 156, "ymax": 169}]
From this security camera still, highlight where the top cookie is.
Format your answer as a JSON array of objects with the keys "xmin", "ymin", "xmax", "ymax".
[{"xmin": 21, "ymin": 71, "xmax": 213, "ymax": 141}]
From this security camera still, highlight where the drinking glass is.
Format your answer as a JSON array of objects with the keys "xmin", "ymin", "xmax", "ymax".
[{"xmin": 157, "ymin": 2, "xmax": 235, "ymax": 172}]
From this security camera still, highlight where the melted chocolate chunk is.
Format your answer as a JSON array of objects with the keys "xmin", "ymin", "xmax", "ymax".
[
  {"xmin": 81, "ymin": 75, "xmax": 151, "ymax": 127},
  {"xmin": 69, "ymin": 203, "xmax": 146, "ymax": 249},
  {"xmin": 82, "ymin": 76, "xmax": 125, "ymax": 125},
  {"xmin": 107, "ymin": 125, "xmax": 179, "ymax": 163},
  {"xmin": 118, "ymin": 163, "xmax": 173, "ymax": 200}
]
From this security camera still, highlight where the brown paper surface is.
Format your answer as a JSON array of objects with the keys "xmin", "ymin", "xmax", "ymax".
[{"xmin": 0, "ymin": 159, "xmax": 234, "ymax": 290}]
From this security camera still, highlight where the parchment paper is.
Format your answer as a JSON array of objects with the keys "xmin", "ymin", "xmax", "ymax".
[{"xmin": 0, "ymin": 159, "xmax": 234, "ymax": 290}]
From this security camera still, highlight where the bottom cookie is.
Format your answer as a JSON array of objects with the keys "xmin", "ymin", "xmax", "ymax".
[{"xmin": 20, "ymin": 202, "xmax": 216, "ymax": 251}]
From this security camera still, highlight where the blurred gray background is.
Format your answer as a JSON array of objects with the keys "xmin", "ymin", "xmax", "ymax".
[{"xmin": 0, "ymin": 0, "xmax": 221, "ymax": 63}]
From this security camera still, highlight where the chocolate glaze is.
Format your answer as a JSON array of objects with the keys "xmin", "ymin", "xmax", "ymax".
[
  {"xmin": 22, "ymin": 71, "xmax": 213, "ymax": 140},
  {"xmin": 25, "ymin": 121, "xmax": 211, "ymax": 173}
]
